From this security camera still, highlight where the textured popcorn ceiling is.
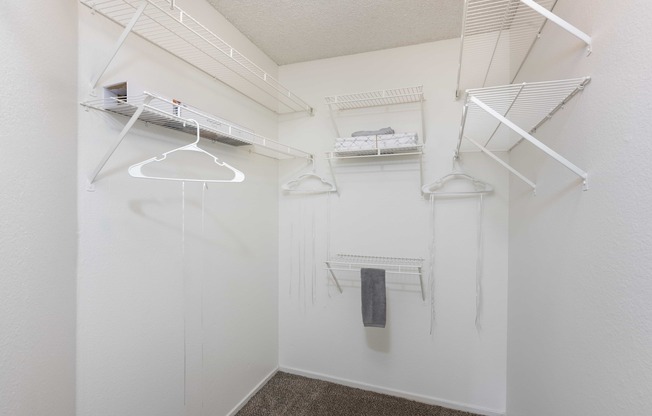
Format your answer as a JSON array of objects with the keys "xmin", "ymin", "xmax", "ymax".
[{"xmin": 206, "ymin": 0, "xmax": 463, "ymax": 65}]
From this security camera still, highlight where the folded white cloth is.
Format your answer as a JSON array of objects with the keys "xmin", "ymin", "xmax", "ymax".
[
  {"xmin": 334, "ymin": 133, "xmax": 418, "ymax": 152},
  {"xmin": 334, "ymin": 136, "xmax": 376, "ymax": 151},
  {"xmin": 377, "ymin": 132, "xmax": 418, "ymax": 148}
]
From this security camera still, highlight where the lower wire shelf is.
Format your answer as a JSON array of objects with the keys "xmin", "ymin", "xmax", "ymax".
[{"xmin": 325, "ymin": 254, "xmax": 425, "ymax": 300}]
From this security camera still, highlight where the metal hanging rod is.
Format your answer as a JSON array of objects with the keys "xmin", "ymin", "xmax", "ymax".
[
  {"xmin": 456, "ymin": 77, "xmax": 591, "ymax": 191},
  {"xmin": 325, "ymin": 255, "xmax": 425, "ymax": 300},
  {"xmin": 80, "ymin": 0, "xmax": 314, "ymax": 115},
  {"xmin": 82, "ymin": 92, "xmax": 313, "ymax": 185},
  {"xmin": 325, "ymin": 146, "xmax": 424, "ymax": 160},
  {"xmin": 456, "ymin": 0, "xmax": 591, "ymax": 98}
]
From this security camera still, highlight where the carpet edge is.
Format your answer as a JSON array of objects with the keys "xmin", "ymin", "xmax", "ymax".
[
  {"xmin": 278, "ymin": 366, "xmax": 505, "ymax": 416},
  {"xmin": 226, "ymin": 367, "xmax": 280, "ymax": 416}
]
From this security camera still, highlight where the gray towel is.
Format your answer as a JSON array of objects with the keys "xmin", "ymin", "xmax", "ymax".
[
  {"xmin": 361, "ymin": 268, "xmax": 386, "ymax": 328},
  {"xmin": 351, "ymin": 127, "xmax": 395, "ymax": 137}
]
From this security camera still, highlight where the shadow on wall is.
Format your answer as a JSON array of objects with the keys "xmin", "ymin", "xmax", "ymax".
[
  {"xmin": 128, "ymin": 197, "xmax": 250, "ymax": 253},
  {"xmin": 365, "ymin": 302, "xmax": 391, "ymax": 353}
]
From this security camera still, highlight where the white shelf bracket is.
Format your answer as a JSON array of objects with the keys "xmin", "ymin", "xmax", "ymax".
[
  {"xmin": 419, "ymin": 153, "xmax": 424, "ymax": 196},
  {"xmin": 465, "ymin": 136, "xmax": 537, "ymax": 192},
  {"xmin": 455, "ymin": 97, "xmax": 471, "ymax": 156},
  {"xmin": 520, "ymin": 0, "xmax": 592, "ymax": 55},
  {"xmin": 454, "ymin": 0, "xmax": 469, "ymax": 100},
  {"xmin": 324, "ymin": 261, "xmax": 343, "ymax": 293},
  {"xmin": 90, "ymin": 0, "xmax": 148, "ymax": 90},
  {"xmin": 420, "ymin": 98, "xmax": 426, "ymax": 144},
  {"xmin": 469, "ymin": 95, "xmax": 588, "ymax": 190},
  {"xmin": 417, "ymin": 266, "xmax": 425, "ymax": 301},
  {"xmin": 327, "ymin": 104, "xmax": 342, "ymax": 137},
  {"xmin": 88, "ymin": 95, "xmax": 153, "ymax": 185}
]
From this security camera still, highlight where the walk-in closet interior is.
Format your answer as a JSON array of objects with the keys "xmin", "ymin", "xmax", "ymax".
[{"xmin": 2, "ymin": 1, "xmax": 651, "ymax": 415}]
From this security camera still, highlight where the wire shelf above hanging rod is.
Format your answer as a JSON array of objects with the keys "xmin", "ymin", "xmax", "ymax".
[
  {"xmin": 325, "ymin": 254, "xmax": 425, "ymax": 300},
  {"xmin": 83, "ymin": 92, "xmax": 313, "ymax": 159},
  {"xmin": 456, "ymin": 77, "xmax": 591, "ymax": 191},
  {"xmin": 325, "ymin": 86, "xmax": 424, "ymax": 111},
  {"xmin": 82, "ymin": 91, "xmax": 313, "ymax": 186},
  {"xmin": 80, "ymin": 0, "xmax": 314, "ymax": 115},
  {"xmin": 456, "ymin": 0, "xmax": 591, "ymax": 98}
]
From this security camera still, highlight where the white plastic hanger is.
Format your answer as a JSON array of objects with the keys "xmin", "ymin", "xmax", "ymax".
[
  {"xmin": 422, "ymin": 155, "xmax": 493, "ymax": 196},
  {"xmin": 282, "ymin": 160, "xmax": 337, "ymax": 194},
  {"xmin": 128, "ymin": 119, "xmax": 245, "ymax": 183},
  {"xmin": 425, "ymin": 154, "xmax": 492, "ymax": 332}
]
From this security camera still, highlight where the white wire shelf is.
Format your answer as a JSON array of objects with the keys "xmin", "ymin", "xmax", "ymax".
[
  {"xmin": 456, "ymin": 0, "xmax": 591, "ymax": 97},
  {"xmin": 83, "ymin": 92, "xmax": 312, "ymax": 157},
  {"xmin": 325, "ymin": 132, "xmax": 424, "ymax": 192},
  {"xmin": 325, "ymin": 86, "xmax": 426, "ymax": 145},
  {"xmin": 80, "ymin": 0, "xmax": 314, "ymax": 115},
  {"xmin": 325, "ymin": 254, "xmax": 425, "ymax": 300},
  {"xmin": 326, "ymin": 145, "xmax": 423, "ymax": 160},
  {"xmin": 325, "ymin": 86, "xmax": 424, "ymax": 111},
  {"xmin": 323, "ymin": 86, "xmax": 426, "ymax": 191},
  {"xmin": 82, "ymin": 92, "xmax": 313, "ymax": 185},
  {"xmin": 457, "ymin": 77, "xmax": 591, "ymax": 191}
]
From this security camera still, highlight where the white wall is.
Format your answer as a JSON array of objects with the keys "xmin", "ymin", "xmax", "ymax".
[
  {"xmin": 77, "ymin": 1, "xmax": 280, "ymax": 415},
  {"xmin": 507, "ymin": 1, "xmax": 652, "ymax": 415},
  {"xmin": 277, "ymin": 40, "xmax": 509, "ymax": 415},
  {"xmin": 0, "ymin": 2, "xmax": 78, "ymax": 416}
]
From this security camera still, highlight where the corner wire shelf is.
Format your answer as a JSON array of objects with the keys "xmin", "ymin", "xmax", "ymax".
[
  {"xmin": 324, "ymin": 86, "xmax": 426, "ymax": 192},
  {"xmin": 456, "ymin": 0, "xmax": 592, "ymax": 98},
  {"xmin": 325, "ymin": 86, "xmax": 425, "ymax": 138},
  {"xmin": 325, "ymin": 255, "xmax": 425, "ymax": 300},
  {"xmin": 456, "ymin": 77, "xmax": 591, "ymax": 192},
  {"xmin": 325, "ymin": 86, "xmax": 424, "ymax": 111},
  {"xmin": 82, "ymin": 91, "xmax": 313, "ymax": 185},
  {"xmin": 80, "ymin": 0, "xmax": 314, "ymax": 115}
]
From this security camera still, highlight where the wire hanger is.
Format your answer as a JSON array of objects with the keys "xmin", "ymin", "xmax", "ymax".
[
  {"xmin": 282, "ymin": 159, "xmax": 337, "ymax": 194},
  {"xmin": 128, "ymin": 119, "xmax": 245, "ymax": 183},
  {"xmin": 422, "ymin": 154, "xmax": 493, "ymax": 196}
]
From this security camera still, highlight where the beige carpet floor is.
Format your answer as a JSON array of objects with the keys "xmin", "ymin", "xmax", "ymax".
[{"xmin": 237, "ymin": 372, "xmax": 480, "ymax": 416}]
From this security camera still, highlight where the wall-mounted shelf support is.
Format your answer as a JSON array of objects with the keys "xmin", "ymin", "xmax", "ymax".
[
  {"xmin": 88, "ymin": 94, "xmax": 153, "ymax": 186},
  {"xmin": 456, "ymin": 77, "xmax": 590, "ymax": 191},
  {"xmin": 90, "ymin": 0, "xmax": 148, "ymax": 90},
  {"xmin": 465, "ymin": 137, "xmax": 538, "ymax": 190},
  {"xmin": 470, "ymin": 95, "xmax": 588, "ymax": 189},
  {"xmin": 325, "ymin": 255, "xmax": 425, "ymax": 300},
  {"xmin": 324, "ymin": 261, "xmax": 344, "ymax": 293},
  {"xmin": 520, "ymin": 0, "xmax": 592, "ymax": 55}
]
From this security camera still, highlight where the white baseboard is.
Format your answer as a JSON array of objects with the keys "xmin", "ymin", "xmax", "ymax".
[
  {"xmin": 279, "ymin": 366, "xmax": 505, "ymax": 416},
  {"xmin": 226, "ymin": 367, "xmax": 279, "ymax": 416}
]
